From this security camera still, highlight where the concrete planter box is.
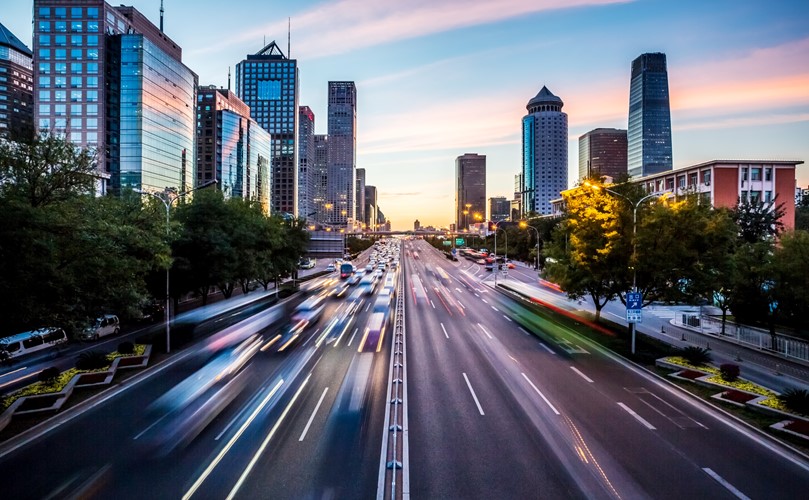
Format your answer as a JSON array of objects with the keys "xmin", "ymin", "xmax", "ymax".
[{"xmin": 771, "ymin": 420, "xmax": 809, "ymax": 441}]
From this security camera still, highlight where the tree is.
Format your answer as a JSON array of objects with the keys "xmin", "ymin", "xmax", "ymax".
[
  {"xmin": 733, "ymin": 198, "xmax": 785, "ymax": 244},
  {"xmin": 771, "ymin": 231, "xmax": 809, "ymax": 336}
]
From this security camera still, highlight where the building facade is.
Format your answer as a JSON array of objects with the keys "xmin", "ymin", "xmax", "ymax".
[
  {"xmin": 298, "ymin": 105, "xmax": 315, "ymax": 221},
  {"xmin": 326, "ymin": 81, "xmax": 356, "ymax": 226},
  {"xmin": 512, "ymin": 172, "xmax": 523, "ymax": 220},
  {"xmin": 313, "ymin": 133, "xmax": 328, "ymax": 225},
  {"xmin": 628, "ymin": 52, "xmax": 673, "ymax": 178},
  {"xmin": 578, "ymin": 128, "xmax": 627, "ymax": 181},
  {"xmin": 365, "ymin": 184, "xmax": 377, "ymax": 230},
  {"xmin": 489, "ymin": 196, "xmax": 511, "ymax": 222},
  {"xmin": 33, "ymin": 0, "xmax": 198, "ymax": 195},
  {"xmin": 522, "ymin": 86, "xmax": 568, "ymax": 215},
  {"xmin": 235, "ymin": 41, "xmax": 299, "ymax": 216},
  {"xmin": 355, "ymin": 167, "xmax": 366, "ymax": 229},
  {"xmin": 0, "ymin": 22, "xmax": 33, "ymax": 140},
  {"xmin": 455, "ymin": 153, "xmax": 487, "ymax": 230}
]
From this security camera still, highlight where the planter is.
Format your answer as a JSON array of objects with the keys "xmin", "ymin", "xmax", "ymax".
[
  {"xmin": 711, "ymin": 389, "xmax": 760, "ymax": 407},
  {"xmin": 771, "ymin": 419, "xmax": 809, "ymax": 441},
  {"xmin": 74, "ymin": 371, "xmax": 114, "ymax": 387}
]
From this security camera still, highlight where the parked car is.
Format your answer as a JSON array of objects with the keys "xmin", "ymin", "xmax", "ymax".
[
  {"xmin": 0, "ymin": 327, "xmax": 67, "ymax": 361},
  {"xmin": 79, "ymin": 314, "xmax": 120, "ymax": 341}
]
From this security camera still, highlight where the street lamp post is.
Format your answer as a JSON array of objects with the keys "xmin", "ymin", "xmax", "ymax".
[
  {"xmin": 585, "ymin": 182, "xmax": 670, "ymax": 354},
  {"xmin": 492, "ymin": 220, "xmax": 508, "ymax": 285},
  {"xmin": 135, "ymin": 180, "xmax": 216, "ymax": 354},
  {"xmin": 520, "ymin": 221, "xmax": 540, "ymax": 271}
]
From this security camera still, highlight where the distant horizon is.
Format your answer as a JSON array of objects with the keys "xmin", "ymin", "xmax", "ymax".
[{"xmin": 3, "ymin": 0, "xmax": 808, "ymax": 230}]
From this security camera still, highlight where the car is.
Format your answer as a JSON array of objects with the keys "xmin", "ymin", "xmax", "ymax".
[
  {"xmin": 347, "ymin": 273, "xmax": 362, "ymax": 286},
  {"xmin": 365, "ymin": 264, "xmax": 374, "ymax": 273},
  {"xmin": 326, "ymin": 264, "xmax": 336, "ymax": 272},
  {"xmin": 507, "ymin": 262, "xmax": 516, "ymax": 269},
  {"xmin": 79, "ymin": 314, "xmax": 120, "ymax": 341},
  {"xmin": 0, "ymin": 327, "xmax": 67, "ymax": 361}
]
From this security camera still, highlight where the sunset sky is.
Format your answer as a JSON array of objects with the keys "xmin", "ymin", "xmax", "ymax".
[{"xmin": 5, "ymin": 0, "xmax": 809, "ymax": 229}]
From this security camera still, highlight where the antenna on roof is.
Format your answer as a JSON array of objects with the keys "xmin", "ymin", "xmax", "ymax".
[
  {"xmin": 159, "ymin": 0, "xmax": 164, "ymax": 32},
  {"xmin": 287, "ymin": 17, "xmax": 291, "ymax": 58},
  {"xmin": 227, "ymin": 66, "xmax": 231, "ymax": 91}
]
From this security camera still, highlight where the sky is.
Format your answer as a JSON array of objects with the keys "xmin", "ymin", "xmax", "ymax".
[{"xmin": 4, "ymin": 0, "xmax": 809, "ymax": 230}]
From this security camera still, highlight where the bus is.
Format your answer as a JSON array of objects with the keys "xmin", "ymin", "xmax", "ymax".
[
  {"xmin": 0, "ymin": 327, "xmax": 68, "ymax": 361},
  {"xmin": 340, "ymin": 262, "xmax": 355, "ymax": 279}
]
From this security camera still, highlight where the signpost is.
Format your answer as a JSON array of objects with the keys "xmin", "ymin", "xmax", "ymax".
[
  {"xmin": 626, "ymin": 292, "xmax": 642, "ymax": 323},
  {"xmin": 451, "ymin": 248, "xmax": 457, "ymax": 255}
]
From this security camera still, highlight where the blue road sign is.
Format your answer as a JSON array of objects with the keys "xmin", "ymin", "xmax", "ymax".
[
  {"xmin": 627, "ymin": 292, "xmax": 642, "ymax": 310},
  {"xmin": 451, "ymin": 248, "xmax": 457, "ymax": 255}
]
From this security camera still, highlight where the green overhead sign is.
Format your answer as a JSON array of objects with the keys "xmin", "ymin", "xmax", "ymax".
[
  {"xmin": 442, "ymin": 240, "xmax": 452, "ymax": 246},
  {"xmin": 455, "ymin": 238, "xmax": 465, "ymax": 245}
]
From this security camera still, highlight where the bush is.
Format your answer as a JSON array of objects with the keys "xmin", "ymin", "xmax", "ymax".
[
  {"xmin": 75, "ymin": 350, "xmax": 110, "ymax": 371},
  {"xmin": 117, "ymin": 341, "xmax": 135, "ymax": 355},
  {"xmin": 38, "ymin": 367, "xmax": 61, "ymax": 383},
  {"xmin": 779, "ymin": 388, "xmax": 809, "ymax": 415},
  {"xmin": 719, "ymin": 363, "xmax": 740, "ymax": 382},
  {"xmin": 680, "ymin": 346, "xmax": 712, "ymax": 366}
]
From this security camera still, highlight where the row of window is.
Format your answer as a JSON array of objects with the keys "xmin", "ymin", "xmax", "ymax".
[
  {"xmin": 39, "ymin": 62, "xmax": 100, "ymax": 75},
  {"xmin": 38, "ymin": 21, "xmax": 100, "ymax": 34},
  {"xmin": 39, "ymin": 90, "xmax": 99, "ymax": 102},
  {"xmin": 39, "ymin": 35, "xmax": 99, "ymax": 46},
  {"xmin": 39, "ymin": 7, "xmax": 99, "ymax": 19},
  {"xmin": 39, "ymin": 76, "xmax": 99, "ymax": 88},
  {"xmin": 741, "ymin": 167, "xmax": 773, "ymax": 182},
  {"xmin": 39, "ymin": 48, "xmax": 99, "ymax": 61}
]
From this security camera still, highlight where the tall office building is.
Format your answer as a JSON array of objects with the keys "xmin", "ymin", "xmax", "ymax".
[
  {"xmin": 578, "ymin": 128, "xmax": 627, "ymax": 181},
  {"xmin": 455, "ymin": 153, "xmax": 486, "ymax": 230},
  {"xmin": 512, "ymin": 172, "xmax": 523, "ymax": 220},
  {"xmin": 313, "ymin": 133, "xmax": 328, "ymax": 225},
  {"xmin": 236, "ymin": 41, "xmax": 299, "ymax": 216},
  {"xmin": 522, "ymin": 86, "xmax": 567, "ymax": 215},
  {"xmin": 627, "ymin": 52, "xmax": 672, "ymax": 178},
  {"xmin": 196, "ymin": 86, "xmax": 270, "ymax": 210},
  {"xmin": 33, "ymin": 0, "xmax": 198, "ymax": 195},
  {"xmin": 326, "ymin": 81, "xmax": 356, "ymax": 226},
  {"xmin": 365, "ymin": 184, "xmax": 377, "ymax": 230},
  {"xmin": 489, "ymin": 196, "xmax": 510, "ymax": 222},
  {"xmin": 298, "ymin": 106, "xmax": 315, "ymax": 221},
  {"xmin": 355, "ymin": 167, "xmax": 366, "ymax": 229},
  {"xmin": 0, "ymin": 22, "xmax": 33, "ymax": 140}
]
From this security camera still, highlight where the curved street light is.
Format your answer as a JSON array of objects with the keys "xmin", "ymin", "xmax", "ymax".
[{"xmin": 134, "ymin": 179, "xmax": 217, "ymax": 353}]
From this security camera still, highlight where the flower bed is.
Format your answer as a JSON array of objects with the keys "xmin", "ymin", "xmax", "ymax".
[
  {"xmin": 720, "ymin": 390, "xmax": 758, "ymax": 404},
  {"xmin": 771, "ymin": 419, "xmax": 809, "ymax": 441},
  {"xmin": 676, "ymin": 369, "xmax": 706, "ymax": 380}
]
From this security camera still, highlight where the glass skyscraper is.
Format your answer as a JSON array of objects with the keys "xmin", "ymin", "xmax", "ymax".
[
  {"xmin": 455, "ymin": 153, "xmax": 486, "ymax": 230},
  {"xmin": 235, "ymin": 41, "xmax": 299, "ymax": 216},
  {"xmin": 326, "ymin": 81, "xmax": 357, "ymax": 226},
  {"xmin": 578, "ymin": 128, "xmax": 628, "ymax": 181},
  {"xmin": 298, "ymin": 106, "xmax": 315, "ymax": 221},
  {"xmin": 627, "ymin": 52, "xmax": 673, "ymax": 178},
  {"xmin": 522, "ymin": 86, "xmax": 568, "ymax": 216},
  {"xmin": 0, "ymin": 22, "xmax": 33, "ymax": 140}
]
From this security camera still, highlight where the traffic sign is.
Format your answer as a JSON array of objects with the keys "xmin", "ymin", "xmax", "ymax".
[
  {"xmin": 455, "ymin": 238, "xmax": 465, "ymax": 246},
  {"xmin": 626, "ymin": 291, "xmax": 642, "ymax": 323},
  {"xmin": 451, "ymin": 248, "xmax": 457, "ymax": 255},
  {"xmin": 442, "ymin": 240, "xmax": 451, "ymax": 246}
]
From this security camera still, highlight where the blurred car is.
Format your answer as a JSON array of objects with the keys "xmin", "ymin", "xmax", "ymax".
[
  {"xmin": 326, "ymin": 263, "xmax": 336, "ymax": 272},
  {"xmin": 507, "ymin": 262, "xmax": 516, "ymax": 269},
  {"xmin": 139, "ymin": 302, "xmax": 165, "ymax": 323},
  {"xmin": 79, "ymin": 314, "xmax": 120, "ymax": 341},
  {"xmin": 290, "ymin": 296, "xmax": 325, "ymax": 333}
]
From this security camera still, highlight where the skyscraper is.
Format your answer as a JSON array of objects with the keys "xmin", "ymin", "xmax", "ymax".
[
  {"xmin": 313, "ymin": 134, "xmax": 328, "ymax": 224},
  {"xmin": 489, "ymin": 196, "xmax": 510, "ymax": 222},
  {"xmin": 196, "ymin": 86, "xmax": 270, "ymax": 210},
  {"xmin": 326, "ymin": 81, "xmax": 356, "ymax": 226},
  {"xmin": 455, "ymin": 153, "xmax": 486, "ymax": 230},
  {"xmin": 298, "ymin": 106, "xmax": 315, "ymax": 221},
  {"xmin": 522, "ymin": 86, "xmax": 568, "ymax": 215},
  {"xmin": 355, "ymin": 167, "xmax": 366, "ymax": 229},
  {"xmin": 578, "ymin": 128, "xmax": 628, "ymax": 181},
  {"xmin": 0, "ymin": 22, "xmax": 33, "ymax": 140},
  {"xmin": 365, "ymin": 184, "xmax": 377, "ymax": 230},
  {"xmin": 627, "ymin": 52, "xmax": 673, "ymax": 178},
  {"xmin": 236, "ymin": 41, "xmax": 299, "ymax": 216},
  {"xmin": 33, "ymin": 1, "xmax": 198, "ymax": 195}
]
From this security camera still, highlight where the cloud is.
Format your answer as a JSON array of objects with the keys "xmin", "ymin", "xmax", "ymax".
[{"xmin": 194, "ymin": 0, "xmax": 631, "ymax": 58}]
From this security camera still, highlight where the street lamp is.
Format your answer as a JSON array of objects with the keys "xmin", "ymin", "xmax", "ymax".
[
  {"xmin": 519, "ymin": 221, "xmax": 540, "ymax": 271},
  {"xmin": 584, "ymin": 182, "xmax": 671, "ymax": 354},
  {"xmin": 492, "ymin": 220, "xmax": 509, "ymax": 285},
  {"xmin": 135, "ymin": 180, "xmax": 216, "ymax": 354}
]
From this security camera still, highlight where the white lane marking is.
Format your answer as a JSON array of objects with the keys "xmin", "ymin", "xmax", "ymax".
[
  {"xmin": 462, "ymin": 372, "xmax": 485, "ymax": 416},
  {"xmin": 430, "ymin": 300, "xmax": 436, "ymax": 309},
  {"xmin": 365, "ymin": 302, "xmax": 371, "ymax": 312},
  {"xmin": 477, "ymin": 323, "xmax": 493, "ymax": 339},
  {"xmin": 606, "ymin": 311, "xmax": 624, "ymax": 320},
  {"xmin": 226, "ymin": 375, "xmax": 311, "ymax": 500},
  {"xmin": 299, "ymin": 387, "xmax": 329, "ymax": 441},
  {"xmin": 458, "ymin": 301, "xmax": 466, "ymax": 309},
  {"xmin": 481, "ymin": 298, "xmax": 489, "ymax": 304},
  {"xmin": 347, "ymin": 327, "xmax": 359, "ymax": 347},
  {"xmin": 455, "ymin": 287, "xmax": 463, "ymax": 293},
  {"xmin": 0, "ymin": 367, "xmax": 27, "ymax": 379},
  {"xmin": 491, "ymin": 305, "xmax": 499, "ymax": 312},
  {"xmin": 702, "ymin": 468, "xmax": 750, "ymax": 500},
  {"xmin": 518, "ymin": 326, "xmax": 530, "ymax": 336},
  {"xmin": 503, "ymin": 315, "xmax": 512, "ymax": 322},
  {"xmin": 440, "ymin": 323, "xmax": 449, "ymax": 339},
  {"xmin": 474, "ymin": 293, "xmax": 480, "ymax": 298},
  {"xmin": 570, "ymin": 366, "xmax": 594, "ymax": 383},
  {"xmin": 617, "ymin": 402, "xmax": 656, "ymax": 430},
  {"xmin": 521, "ymin": 373, "xmax": 560, "ymax": 415},
  {"xmin": 183, "ymin": 379, "xmax": 285, "ymax": 499},
  {"xmin": 133, "ymin": 413, "xmax": 169, "ymax": 440},
  {"xmin": 639, "ymin": 390, "xmax": 708, "ymax": 429},
  {"xmin": 538, "ymin": 342, "xmax": 556, "ymax": 355}
]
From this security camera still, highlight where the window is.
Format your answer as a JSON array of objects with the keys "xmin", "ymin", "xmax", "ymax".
[
  {"xmin": 39, "ymin": 90, "xmax": 50, "ymax": 101},
  {"xmin": 39, "ymin": 7, "xmax": 50, "ymax": 19},
  {"xmin": 71, "ymin": 35, "xmax": 82, "ymax": 46},
  {"xmin": 39, "ymin": 104, "xmax": 50, "ymax": 114},
  {"xmin": 71, "ymin": 91, "xmax": 82, "ymax": 102},
  {"xmin": 39, "ymin": 63, "xmax": 50, "ymax": 74},
  {"xmin": 55, "ymin": 49, "xmax": 66, "ymax": 60},
  {"xmin": 70, "ymin": 131, "xmax": 82, "ymax": 142},
  {"xmin": 71, "ymin": 104, "xmax": 82, "ymax": 115},
  {"xmin": 39, "ymin": 49, "xmax": 51, "ymax": 60},
  {"xmin": 71, "ymin": 21, "xmax": 82, "ymax": 32},
  {"xmin": 55, "ymin": 63, "xmax": 67, "ymax": 74},
  {"xmin": 87, "ymin": 35, "xmax": 98, "ymax": 46},
  {"xmin": 71, "ymin": 7, "xmax": 82, "ymax": 18},
  {"xmin": 22, "ymin": 336, "xmax": 43, "ymax": 349},
  {"xmin": 54, "ymin": 35, "xmax": 66, "ymax": 47},
  {"xmin": 54, "ymin": 104, "xmax": 66, "ymax": 116},
  {"xmin": 55, "ymin": 76, "xmax": 66, "ymax": 88},
  {"xmin": 71, "ymin": 62, "xmax": 82, "ymax": 73},
  {"xmin": 87, "ymin": 117, "xmax": 97, "ymax": 129},
  {"xmin": 88, "ymin": 21, "xmax": 99, "ymax": 32},
  {"xmin": 38, "ymin": 118, "xmax": 50, "ymax": 130},
  {"xmin": 86, "ymin": 104, "xmax": 97, "ymax": 115},
  {"xmin": 87, "ymin": 63, "xmax": 98, "ymax": 73},
  {"xmin": 39, "ymin": 35, "xmax": 51, "ymax": 46},
  {"xmin": 742, "ymin": 168, "xmax": 748, "ymax": 182},
  {"xmin": 54, "ymin": 90, "xmax": 66, "ymax": 102},
  {"xmin": 702, "ymin": 170, "xmax": 711, "ymax": 185},
  {"xmin": 86, "ymin": 76, "xmax": 98, "ymax": 88},
  {"xmin": 55, "ymin": 8, "xmax": 66, "ymax": 19},
  {"xmin": 86, "ymin": 90, "xmax": 98, "ymax": 102},
  {"xmin": 765, "ymin": 168, "xmax": 772, "ymax": 181},
  {"xmin": 55, "ymin": 21, "xmax": 67, "ymax": 32},
  {"xmin": 751, "ymin": 167, "xmax": 761, "ymax": 181},
  {"xmin": 88, "ymin": 7, "xmax": 99, "ymax": 19},
  {"xmin": 87, "ymin": 49, "xmax": 98, "ymax": 60},
  {"xmin": 39, "ymin": 76, "xmax": 51, "ymax": 88},
  {"xmin": 71, "ymin": 49, "xmax": 82, "ymax": 60},
  {"xmin": 765, "ymin": 191, "xmax": 772, "ymax": 203}
]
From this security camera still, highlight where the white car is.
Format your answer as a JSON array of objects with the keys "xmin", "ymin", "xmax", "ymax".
[
  {"xmin": 326, "ymin": 264, "xmax": 336, "ymax": 272},
  {"xmin": 80, "ymin": 314, "xmax": 120, "ymax": 341}
]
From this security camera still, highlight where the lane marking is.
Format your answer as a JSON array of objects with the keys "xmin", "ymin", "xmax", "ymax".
[
  {"xmin": 364, "ymin": 302, "xmax": 371, "ymax": 312},
  {"xmin": 462, "ymin": 372, "xmax": 485, "ymax": 416},
  {"xmin": 538, "ymin": 342, "xmax": 556, "ymax": 355},
  {"xmin": 0, "ymin": 367, "xmax": 27, "ymax": 379},
  {"xmin": 474, "ymin": 293, "xmax": 480, "ymax": 298},
  {"xmin": 518, "ymin": 326, "xmax": 530, "ymax": 336},
  {"xmin": 570, "ymin": 366, "xmax": 594, "ymax": 383},
  {"xmin": 503, "ymin": 315, "xmax": 512, "ymax": 322},
  {"xmin": 617, "ymin": 402, "xmax": 656, "ymax": 430},
  {"xmin": 440, "ymin": 323, "xmax": 449, "ymax": 339},
  {"xmin": 481, "ymin": 298, "xmax": 488, "ymax": 304},
  {"xmin": 702, "ymin": 468, "xmax": 750, "ymax": 500},
  {"xmin": 455, "ymin": 287, "xmax": 463, "ymax": 293},
  {"xmin": 521, "ymin": 373, "xmax": 560, "ymax": 415},
  {"xmin": 299, "ymin": 387, "xmax": 329, "ymax": 441},
  {"xmin": 347, "ymin": 327, "xmax": 359, "ymax": 347},
  {"xmin": 458, "ymin": 301, "xmax": 466, "ymax": 309},
  {"xmin": 477, "ymin": 323, "xmax": 493, "ymax": 339}
]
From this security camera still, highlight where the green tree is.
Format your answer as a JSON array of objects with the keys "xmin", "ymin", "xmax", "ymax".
[{"xmin": 771, "ymin": 231, "xmax": 809, "ymax": 336}]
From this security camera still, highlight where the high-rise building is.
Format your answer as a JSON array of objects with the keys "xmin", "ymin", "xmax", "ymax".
[
  {"xmin": 312, "ymin": 133, "xmax": 328, "ymax": 225},
  {"xmin": 298, "ymin": 106, "xmax": 315, "ymax": 221},
  {"xmin": 196, "ymin": 86, "xmax": 270, "ymax": 210},
  {"xmin": 327, "ymin": 81, "xmax": 357, "ymax": 226},
  {"xmin": 414, "ymin": 219, "xmax": 420, "ymax": 231},
  {"xmin": 489, "ymin": 196, "xmax": 510, "ymax": 222},
  {"xmin": 578, "ymin": 128, "xmax": 628, "ymax": 181},
  {"xmin": 0, "ymin": 22, "xmax": 33, "ymax": 140},
  {"xmin": 33, "ymin": 1, "xmax": 198, "ymax": 195},
  {"xmin": 455, "ymin": 153, "xmax": 486, "ymax": 230},
  {"xmin": 522, "ymin": 86, "xmax": 568, "ymax": 215},
  {"xmin": 236, "ymin": 41, "xmax": 299, "ymax": 216},
  {"xmin": 365, "ymin": 184, "xmax": 377, "ymax": 230},
  {"xmin": 512, "ymin": 172, "xmax": 523, "ymax": 220},
  {"xmin": 627, "ymin": 52, "xmax": 673, "ymax": 178},
  {"xmin": 355, "ymin": 167, "xmax": 366, "ymax": 229}
]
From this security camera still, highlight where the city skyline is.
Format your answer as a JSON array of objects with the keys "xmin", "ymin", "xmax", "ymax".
[{"xmin": 3, "ymin": 0, "xmax": 808, "ymax": 229}]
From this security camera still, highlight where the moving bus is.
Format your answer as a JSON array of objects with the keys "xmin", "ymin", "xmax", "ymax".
[{"xmin": 340, "ymin": 262, "xmax": 355, "ymax": 279}]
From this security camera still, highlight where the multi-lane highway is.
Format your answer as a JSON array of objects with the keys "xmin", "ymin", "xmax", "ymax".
[{"xmin": 1, "ymin": 238, "xmax": 809, "ymax": 499}]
